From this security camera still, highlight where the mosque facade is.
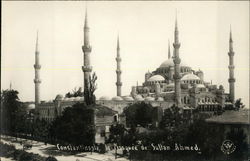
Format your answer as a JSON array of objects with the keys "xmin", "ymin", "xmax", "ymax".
[{"xmin": 34, "ymin": 10, "xmax": 235, "ymax": 122}]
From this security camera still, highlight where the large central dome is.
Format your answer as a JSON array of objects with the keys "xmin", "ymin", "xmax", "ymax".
[{"xmin": 159, "ymin": 58, "xmax": 189, "ymax": 68}]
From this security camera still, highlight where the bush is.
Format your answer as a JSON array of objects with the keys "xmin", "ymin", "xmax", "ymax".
[
  {"xmin": 46, "ymin": 156, "xmax": 58, "ymax": 161},
  {"xmin": 19, "ymin": 151, "xmax": 33, "ymax": 161},
  {"xmin": 0, "ymin": 142, "xmax": 47, "ymax": 161}
]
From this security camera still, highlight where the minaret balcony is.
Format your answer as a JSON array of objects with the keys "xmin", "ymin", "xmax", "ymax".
[
  {"xmin": 228, "ymin": 51, "xmax": 235, "ymax": 56},
  {"xmin": 34, "ymin": 79, "xmax": 41, "ymax": 83},
  {"xmin": 173, "ymin": 43, "xmax": 181, "ymax": 49},
  {"xmin": 34, "ymin": 64, "xmax": 41, "ymax": 69},
  {"xmin": 173, "ymin": 58, "xmax": 181, "ymax": 64},
  {"xmin": 116, "ymin": 82, "xmax": 122, "ymax": 86},
  {"xmin": 82, "ymin": 45, "xmax": 92, "ymax": 52},
  {"xmin": 173, "ymin": 74, "xmax": 181, "ymax": 80},
  {"xmin": 82, "ymin": 65, "xmax": 92, "ymax": 72},
  {"xmin": 116, "ymin": 57, "xmax": 122, "ymax": 62},
  {"xmin": 228, "ymin": 78, "xmax": 235, "ymax": 83},
  {"xmin": 228, "ymin": 65, "xmax": 235, "ymax": 69},
  {"xmin": 116, "ymin": 70, "xmax": 122, "ymax": 74}
]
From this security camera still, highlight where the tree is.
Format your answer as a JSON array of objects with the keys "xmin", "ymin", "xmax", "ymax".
[
  {"xmin": 226, "ymin": 128, "xmax": 248, "ymax": 160},
  {"xmin": 123, "ymin": 102, "xmax": 154, "ymax": 128},
  {"xmin": 0, "ymin": 89, "xmax": 25, "ymax": 135},
  {"xmin": 234, "ymin": 98, "xmax": 245, "ymax": 110},
  {"xmin": 108, "ymin": 124, "xmax": 126, "ymax": 144},
  {"xmin": 159, "ymin": 104, "xmax": 187, "ymax": 130},
  {"xmin": 84, "ymin": 72, "xmax": 97, "ymax": 106},
  {"xmin": 65, "ymin": 87, "xmax": 83, "ymax": 98},
  {"xmin": 49, "ymin": 103, "xmax": 95, "ymax": 145}
]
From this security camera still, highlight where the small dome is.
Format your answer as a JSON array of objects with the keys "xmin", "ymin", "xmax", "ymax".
[
  {"xmin": 55, "ymin": 94, "xmax": 63, "ymax": 100},
  {"xmin": 27, "ymin": 104, "xmax": 35, "ymax": 110},
  {"xmin": 68, "ymin": 97, "xmax": 74, "ymax": 101},
  {"xmin": 74, "ymin": 96, "xmax": 83, "ymax": 101},
  {"xmin": 99, "ymin": 96, "xmax": 110, "ymax": 101},
  {"xmin": 123, "ymin": 96, "xmax": 134, "ymax": 101},
  {"xmin": 63, "ymin": 97, "xmax": 70, "ymax": 101},
  {"xmin": 145, "ymin": 96, "xmax": 155, "ymax": 101},
  {"xmin": 157, "ymin": 97, "xmax": 164, "ymax": 101},
  {"xmin": 196, "ymin": 84, "xmax": 205, "ymax": 88},
  {"xmin": 73, "ymin": 97, "xmax": 80, "ymax": 101},
  {"xmin": 135, "ymin": 95, "xmax": 144, "ymax": 101},
  {"xmin": 112, "ymin": 96, "xmax": 123, "ymax": 101},
  {"xmin": 181, "ymin": 74, "xmax": 200, "ymax": 81},
  {"xmin": 167, "ymin": 83, "xmax": 175, "ymax": 87},
  {"xmin": 148, "ymin": 75, "xmax": 165, "ymax": 82}
]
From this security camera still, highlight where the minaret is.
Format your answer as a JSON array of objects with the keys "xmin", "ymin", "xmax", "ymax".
[
  {"xmin": 168, "ymin": 40, "xmax": 171, "ymax": 59},
  {"xmin": 173, "ymin": 16, "xmax": 182, "ymax": 107},
  {"xmin": 34, "ymin": 31, "xmax": 41, "ymax": 106},
  {"xmin": 228, "ymin": 27, "xmax": 235, "ymax": 103},
  {"xmin": 116, "ymin": 35, "xmax": 122, "ymax": 96},
  {"xmin": 82, "ymin": 9, "xmax": 92, "ymax": 92},
  {"xmin": 9, "ymin": 81, "xmax": 12, "ymax": 90}
]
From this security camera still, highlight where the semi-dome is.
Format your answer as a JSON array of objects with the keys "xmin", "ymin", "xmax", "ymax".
[
  {"xmin": 55, "ymin": 94, "xmax": 63, "ymax": 100},
  {"xmin": 99, "ymin": 96, "xmax": 110, "ymax": 101},
  {"xmin": 145, "ymin": 96, "xmax": 155, "ymax": 101},
  {"xmin": 159, "ymin": 58, "xmax": 175, "ymax": 68},
  {"xmin": 181, "ymin": 74, "xmax": 200, "ymax": 81},
  {"xmin": 112, "ymin": 96, "xmax": 123, "ymax": 101},
  {"xmin": 148, "ymin": 75, "xmax": 165, "ymax": 82},
  {"xmin": 123, "ymin": 96, "xmax": 134, "ymax": 101}
]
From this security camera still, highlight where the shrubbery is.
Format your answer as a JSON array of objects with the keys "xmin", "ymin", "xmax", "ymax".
[{"xmin": 0, "ymin": 142, "xmax": 58, "ymax": 161}]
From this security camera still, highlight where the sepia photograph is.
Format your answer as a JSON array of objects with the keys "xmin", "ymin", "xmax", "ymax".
[{"xmin": 1, "ymin": 1, "xmax": 249, "ymax": 161}]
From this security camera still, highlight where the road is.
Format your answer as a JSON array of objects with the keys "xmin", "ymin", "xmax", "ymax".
[{"xmin": 0, "ymin": 135, "xmax": 129, "ymax": 161}]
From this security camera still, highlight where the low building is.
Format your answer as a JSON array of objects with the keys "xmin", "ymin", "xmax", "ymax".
[{"xmin": 206, "ymin": 109, "xmax": 250, "ymax": 146}]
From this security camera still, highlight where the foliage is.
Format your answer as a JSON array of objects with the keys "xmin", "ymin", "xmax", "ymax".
[
  {"xmin": 185, "ymin": 118, "xmax": 224, "ymax": 160},
  {"xmin": 0, "ymin": 142, "xmax": 48, "ymax": 161},
  {"xmin": 108, "ymin": 123, "xmax": 126, "ymax": 144},
  {"xmin": 65, "ymin": 87, "xmax": 83, "ymax": 98},
  {"xmin": 49, "ymin": 103, "xmax": 95, "ymax": 145},
  {"xmin": 32, "ymin": 119, "xmax": 51, "ymax": 142},
  {"xmin": 123, "ymin": 102, "xmax": 154, "ymax": 127},
  {"xmin": 234, "ymin": 98, "xmax": 245, "ymax": 110},
  {"xmin": 159, "ymin": 104, "xmax": 186, "ymax": 130},
  {"xmin": 0, "ymin": 89, "xmax": 26, "ymax": 134},
  {"xmin": 226, "ymin": 128, "xmax": 248, "ymax": 160},
  {"xmin": 46, "ymin": 156, "xmax": 58, "ymax": 161},
  {"xmin": 84, "ymin": 72, "xmax": 97, "ymax": 106}
]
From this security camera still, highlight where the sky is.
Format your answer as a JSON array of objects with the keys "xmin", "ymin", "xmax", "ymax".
[{"xmin": 1, "ymin": 1, "xmax": 249, "ymax": 106}]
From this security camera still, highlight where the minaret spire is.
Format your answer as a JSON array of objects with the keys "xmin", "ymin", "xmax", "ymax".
[
  {"xmin": 228, "ymin": 26, "xmax": 235, "ymax": 103},
  {"xmin": 9, "ymin": 81, "xmax": 12, "ymax": 90},
  {"xmin": 84, "ymin": 7, "xmax": 88, "ymax": 28},
  {"xmin": 173, "ymin": 12, "xmax": 182, "ymax": 107},
  {"xmin": 116, "ymin": 35, "xmax": 122, "ymax": 96},
  {"xmin": 82, "ymin": 8, "xmax": 92, "ymax": 94},
  {"xmin": 34, "ymin": 31, "xmax": 41, "ymax": 106},
  {"xmin": 168, "ymin": 40, "xmax": 171, "ymax": 59}
]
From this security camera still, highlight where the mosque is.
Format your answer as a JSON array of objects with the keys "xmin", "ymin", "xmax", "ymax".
[{"xmin": 33, "ymin": 10, "xmax": 235, "ymax": 122}]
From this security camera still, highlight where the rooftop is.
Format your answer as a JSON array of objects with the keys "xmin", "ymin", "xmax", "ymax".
[{"xmin": 206, "ymin": 109, "xmax": 250, "ymax": 125}]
